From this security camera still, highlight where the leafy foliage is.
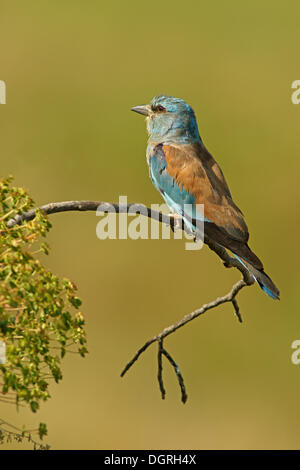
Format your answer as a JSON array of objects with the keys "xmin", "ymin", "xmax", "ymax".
[{"xmin": 0, "ymin": 177, "xmax": 88, "ymax": 448}]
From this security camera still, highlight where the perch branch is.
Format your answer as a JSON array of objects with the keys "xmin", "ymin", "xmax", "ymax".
[{"xmin": 7, "ymin": 200, "xmax": 255, "ymax": 402}]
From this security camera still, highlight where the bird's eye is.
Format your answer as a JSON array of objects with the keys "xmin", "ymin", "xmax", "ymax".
[{"xmin": 152, "ymin": 104, "xmax": 166, "ymax": 112}]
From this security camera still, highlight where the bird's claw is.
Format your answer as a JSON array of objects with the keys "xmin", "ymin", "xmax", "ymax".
[{"xmin": 169, "ymin": 213, "xmax": 183, "ymax": 232}]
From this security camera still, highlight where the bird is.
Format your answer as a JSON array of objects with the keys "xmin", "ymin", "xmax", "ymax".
[{"xmin": 131, "ymin": 95, "xmax": 280, "ymax": 300}]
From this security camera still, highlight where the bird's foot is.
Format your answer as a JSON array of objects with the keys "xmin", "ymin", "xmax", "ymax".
[{"xmin": 168, "ymin": 213, "xmax": 183, "ymax": 232}]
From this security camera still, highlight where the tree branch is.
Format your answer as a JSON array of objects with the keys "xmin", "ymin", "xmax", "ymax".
[
  {"xmin": 7, "ymin": 200, "xmax": 255, "ymax": 402},
  {"xmin": 121, "ymin": 278, "xmax": 248, "ymax": 403}
]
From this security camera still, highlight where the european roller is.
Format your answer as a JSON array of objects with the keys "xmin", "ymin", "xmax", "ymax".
[{"xmin": 131, "ymin": 95, "xmax": 280, "ymax": 300}]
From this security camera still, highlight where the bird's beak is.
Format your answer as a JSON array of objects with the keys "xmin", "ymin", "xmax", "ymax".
[{"xmin": 131, "ymin": 104, "xmax": 149, "ymax": 116}]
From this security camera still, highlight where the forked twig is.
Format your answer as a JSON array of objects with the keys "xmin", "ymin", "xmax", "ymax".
[
  {"xmin": 121, "ymin": 277, "xmax": 249, "ymax": 402},
  {"xmin": 7, "ymin": 200, "xmax": 255, "ymax": 402}
]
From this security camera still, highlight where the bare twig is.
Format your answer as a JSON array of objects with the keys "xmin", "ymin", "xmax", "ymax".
[
  {"xmin": 232, "ymin": 298, "xmax": 243, "ymax": 323},
  {"xmin": 120, "ymin": 278, "xmax": 249, "ymax": 402},
  {"xmin": 7, "ymin": 200, "xmax": 255, "ymax": 402},
  {"xmin": 161, "ymin": 347, "xmax": 187, "ymax": 404},
  {"xmin": 7, "ymin": 200, "xmax": 254, "ymax": 281},
  {"xmin": 157, "ymin": 339, "xmax": 166, "ymax": 400}
]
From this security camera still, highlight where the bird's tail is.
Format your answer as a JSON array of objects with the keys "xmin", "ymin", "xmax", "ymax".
[{"xmin": 233, "ymin": 254, "xmax": 280, "ymax": 300}]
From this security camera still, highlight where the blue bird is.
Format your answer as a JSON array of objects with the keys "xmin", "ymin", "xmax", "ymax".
[{"xmin": 131, "ymin": 95, "xmax": 280, "ymax": 300}]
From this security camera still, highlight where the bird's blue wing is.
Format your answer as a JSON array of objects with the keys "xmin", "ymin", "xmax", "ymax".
[
  {"xmin": 148, "ymin": 144, "xmax": 279, "ymax": 299},
  {"xmin": 149, "ymin": 144, "xmax": 207, "ymax": 232}
]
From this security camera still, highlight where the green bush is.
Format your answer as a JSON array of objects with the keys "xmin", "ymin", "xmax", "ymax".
[{"xmin": 0, "ymin": 177, "xmax": 87, "ymax": 448}]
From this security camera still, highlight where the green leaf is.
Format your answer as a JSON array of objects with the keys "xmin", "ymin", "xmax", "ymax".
[{"xmin": 38, "ymin": 422, "xmax": 47, "ymax": 440}]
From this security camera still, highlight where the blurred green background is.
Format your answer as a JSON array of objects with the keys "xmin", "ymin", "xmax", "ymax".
[{"xmin": 1, "ymin": 0, "xmax": 299, "ymax": 450}]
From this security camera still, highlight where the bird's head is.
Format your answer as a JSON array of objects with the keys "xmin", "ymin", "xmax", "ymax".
[{"xmin": 131, "ymin": 95, "xmax": 201, "ymax": 145}]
